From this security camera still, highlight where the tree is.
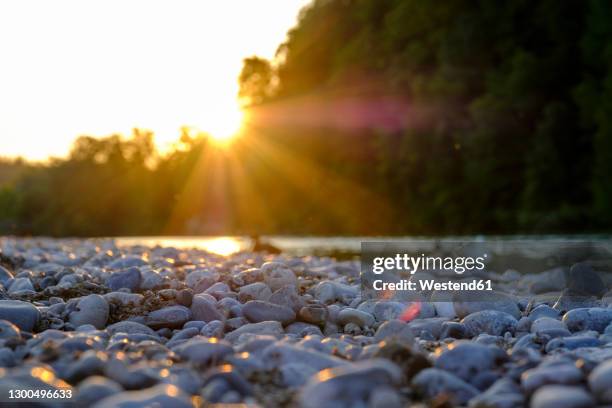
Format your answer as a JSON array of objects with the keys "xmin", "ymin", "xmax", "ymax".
[{"xmin": 238, "ymin": 56, "xmax": 274, "ymax": 106}]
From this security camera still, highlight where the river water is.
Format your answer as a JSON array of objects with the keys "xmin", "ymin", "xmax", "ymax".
[{"xmin": 115, "ymin": 235, "xmax": 612, "ymax": 257}]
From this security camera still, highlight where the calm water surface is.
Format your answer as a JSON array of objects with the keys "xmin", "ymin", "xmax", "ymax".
[{"xmin": 115, "ymin": 235, "xmax": 611, "ymax": 257}]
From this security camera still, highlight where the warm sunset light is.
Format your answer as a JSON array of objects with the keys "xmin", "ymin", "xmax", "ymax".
[
  {"xmin": 0, "ymin": 0, "xmax": 309, "ymax": 160},
  {"xmin": 1, "ymin": 2, "xmax": 611, "ymax": 406},
  {"xmin": 205, "ymin": 105, "xmax": 246, "ymax": 146}
]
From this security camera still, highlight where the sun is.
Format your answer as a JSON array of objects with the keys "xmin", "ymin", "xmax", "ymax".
[{"xmin": 205, "ymin": 104, "xmax": 245, "ymax": 146}]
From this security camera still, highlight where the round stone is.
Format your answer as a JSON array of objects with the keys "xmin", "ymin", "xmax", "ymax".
[
  {"xmin": 69, "ymin": 294, "xmax": 109, "ymax": 329},
  {"xmin": 588, "ymin": 359, "xmax": 612, "ymax": 403},
  {"xmin": 106, "ymin": 321, "xmax": 156, "ymax": 336},
  {"xmin": 107, "ymin": 267, "xmax": 141, "ymax": 292},
  {"xmin": 337, "ymin": 308, "xmax": 375, "ymax": 328},
  {"xmin": 412, "ymin": 368, "xmax": 478, "ymax": 405},
  {"xmin": 530, "ymin": 385, "xmax": 595, "ymax": 408},
  {"xmin": 0, "ymin": 266, "xmax": 13, "ymax": 285},
  {"xmin": 191, "ymin": 295, "xmax": 224, "ymax": 323},
  {"xmin": 567, "ymin": 263, "xmax": 605, "ymax": 297},
  {"xmin": 435, "ymin": 342, "xmax": 505, "ymax": 383},
  {"xmin": 299, "ymin": 304, "xmax": 328, "ymax": 325},
  {"xmin": 238, "ymin": 282, "xmax": 272, "ymax": 303},
  {"xmin": 91, "ymin": 384, "xmax": 192, "ymax": 408},
  {"xmin": 461, "ymin": 310, "xmax": 518, "ymax": 336},
  {"xmin": 172, "ymin": 337, "xmax": 234, "ymax": 364},
  {"xmin": 261, "ymin": 262, "xmax": 297, "ymax": 292},
  {"xmin": 242, "ymin": 301, "xmax": 296, "ymax": 325},
  {"xmin": 76, "ymin": 376, "xmax": 123, "ymax": 407},
  {"xmin": 563, "ymin": 308, "xmax": 612, "ymax": 333},
  {"xmin": 0, "ymin": 320, "xmax": 21, "ymax": 340},
  {"xmin": 145, "ymin": 306, "xmax": 192, "ymax": 329},
  {"xmin": 8, "ymin": 277, "xmax": 34, "ymax": 294},
  {"xmin": 0, "ymin": 300, "xmax": 40, "ymax": 332}
]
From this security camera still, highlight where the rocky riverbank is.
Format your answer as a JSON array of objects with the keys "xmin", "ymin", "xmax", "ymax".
[{"xmin": 0, "ymin": 237, "xmax": 611, "ymax": 407}]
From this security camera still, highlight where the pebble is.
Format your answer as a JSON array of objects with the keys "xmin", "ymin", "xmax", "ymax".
[
  {"xmin": 298, "ymin": 359, "xmax": 402, "ymax": 408},
  {"xmin": 232, "ymin": 267, "xmax": 263, "ymax": 286},
  {"xmin": 204, "ymin": 282, "xmax": 230, "ymax": 299},
  {"xmin": 588, "ymin": 359, "xmax": 612, "ymax": 403},
  {"xmin": 285, "ymin": 322, "xmax": 323, "ymax": 337},
  {"xmin": 407, "ymin": 317, "xmax": 449, "ymax": 339},
  {"xmin": 369, "ymin": 387, "xmax": 403, "ymax": 408},
  {"xmin": 433, "ymin": 301, "xmax": 457, "ymax": 318},
  {"xmin": 313, "ymin": 281, "xmax": 358, "ymax": 304},
  {"xmin": 225, "ymin": 321, "xmax": 284, "ymax": 343},
  {"xmin": 371, "ymin": 301, "xmax": 405, "ymax": 321},
  {"xmin": 139, "ymin": 269, "xmax": 164, "ymax": 290},
  {"xmin": 0, "ymin": 300, "xmax": 40, "ymax": 332},
  {"xmin": 562, "ymin": 307, "xmax": 612, "ymax": 333},
  {"xmin": 545, "ymin": 336, "xmax": 602, "ymax": 352},
  {"xmin": 530, "ymin": 317, "xmax": 570, "ymax": 337},
  {"xmin": 440, "ymin": 321, "xmax": 469, "ymax": 339},
  {"xmin": 106, "ymin": 321, "xmax": 156, "ymax": 336},
  {"xmin": 567, "ymin": 263, "xmax": 606, "ymax": 297},
  {"xmin": 261, "ymin": 262, "xmax": 297, "ymax": 291},
  {"xmin": 530, "ymin": 304, "xmax": 560, "ymax": 320},
  {"xmin": 0, "ymin": 320, "xmax": 21, "ymax": 339},
  {"xmin": 262, "ymin": 342, "xmax": 348, "ymax": 371},
  {"xmin": 268, "ymin": 285, "xmax": 303, "ymax": 312},
  {"xmin": 103, "ymin": 292, "xmax": 143, "ymax": 306},
  {"xmin": 65, "ymin": 350, "xmax": 108, "ymax": 383},
  {"xmin": 201, "ymin": 365, "xmax": 253, "ymax": 401},
  {"xmin": 0, "ymin": 366, "xmax": 73, "ymax": 398},
  {"xmin": 372, "ymin": 342, "xmax": 430, "ymax": 380},
  {"xmin": 530, "ymin": 385, "xmax": 595, "ymax": 408},
  {"xmin": 242, "ymin": 300, "xmax": 296, "ymax": 325},
  {"xmin": 201, "ymin": 320, "xmax": 225, "ymax": 338},
  {"xmin": 76, "ymin": 376, "xmax": 123, "ymax": 406},
  {"xmin": 0, "ymin": 266, "xmax": 13, "ymax": 285},
  {"xmin": 462, "ymin": 310, "xmax": 518, "ymax": 336},
  {"xmin": 412, "ymin": 368, "xmax": 479, "ymax": 405},
  {"xmin": 176, "ymin": 288, "xmax": 193, "ymax": 307},
  {"xmin": 522, "ymin": 363, "xmax": 583, "ymax": 393},
  {"xmin": 173, "ymin": 337, "xmax": 233, "ymax": 364},
  {"xmin": 337, "ymin": 308, "xmax": 375, "ymax": 328},
  {"xmin": 191, "ymin": 295, "xmax": 224, "ymax": 323},
  {"xmin": 107, "ymin": 267, "xmax": 141, "ymax": 292},
  {"xmin": 184, "ymin": 320, "xmax": 206, "ymax": 330},
  {"xmin": 92, "ymin": 384, "xmax": 192, "ymax": 408},
  {"xmin": 435, "ymin": 342, "xmax": 505, "ymax": 383},
  {"xmin": 2, "ymin": 237, "xmax": 611, "ymax": 407},
  {"xmin": 69, "ymin": 294, "xmax": 109, "ymax": 329},
  {"xmin": 107, "ymin": 255, "xmax": 148, "ymax": 269},
  {"xmin": 238, "ymin": 282, "xmax": 272, "ymax": 302},
  {"xmin": 279, "ymin": 363, "xmax": 318, "ymax": 387},
  {"xmin": 299, "ymin": 304, "xmax": 328, "ymax": 325},
  {"xmin": 0, "ymin": 348, "xmax": 16, "ymax": 367},
  {"xmin": 8, "ymin": 277, "xmax": 34, "ymax": 294},
  {"xmin": 468, "ymin": 378, "xmax": 524, "ymax": 408},
  {"xmin": 145, "ymin": 306, "xmax": 192, "ymax": 329},
  {"xmin": 525, "ymin": 267, "xmax": 567, "ymax": 294},
  {"xmin": 453, "ymin": 293, "xmax": 521, "ymax": 319},
  {"xmin": 374, "ymin": 320, "xmax": 414, "ymax": 343}
]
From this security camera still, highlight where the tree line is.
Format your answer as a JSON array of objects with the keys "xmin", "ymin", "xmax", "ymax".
[{"xmin": 1, "ymin": 0, "xmax": 611, "ymax": 236}]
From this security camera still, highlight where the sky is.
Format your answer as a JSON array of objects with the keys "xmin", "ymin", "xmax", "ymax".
[{"xmin": 0, "ymin": 0, "xmax": 310, "ymax": 160}]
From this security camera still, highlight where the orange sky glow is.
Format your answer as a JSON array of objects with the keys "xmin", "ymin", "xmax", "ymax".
[{"xmin": 0, "ymin": 0, "xmax": 310, "ymax": 160}]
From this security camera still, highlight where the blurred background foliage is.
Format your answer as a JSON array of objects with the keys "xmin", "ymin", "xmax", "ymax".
[{"xmin": 1, "ymin": 0, "xmax": 612, "ymax": 236}]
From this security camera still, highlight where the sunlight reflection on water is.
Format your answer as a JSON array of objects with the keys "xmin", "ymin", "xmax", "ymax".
[
  {"xmin": 114, "ymin": 236, "xmax": 364, "ymax": 257},
  {"xmin": 115, "ymin": 235, "xmax": 608, "ymax": 257},
  {"xmin": 116, "ymin": 236, "xmax": 248, "ymax": 256}
]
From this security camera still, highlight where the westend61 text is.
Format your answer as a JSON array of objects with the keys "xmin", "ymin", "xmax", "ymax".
[{"xmin": 373, "ymin": 279, "xmax": 493, "ymax": 291}]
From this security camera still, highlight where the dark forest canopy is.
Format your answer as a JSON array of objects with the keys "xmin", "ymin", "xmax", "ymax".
[{"xmin": 2, "ymin": 0, "xmax": 612, "ymax": 236}]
